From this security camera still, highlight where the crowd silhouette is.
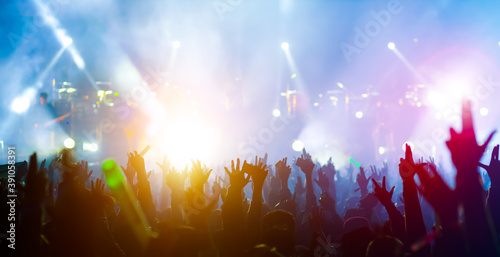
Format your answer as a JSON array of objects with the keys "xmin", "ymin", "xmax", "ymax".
[{"xmin": 2, "ymin": 99, "xmax": 500, "ymax": 257}]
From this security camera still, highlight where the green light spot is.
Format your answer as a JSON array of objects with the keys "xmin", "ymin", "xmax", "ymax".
[
  {"xmin": 102, "ymin": 159, "xmax": 115, "ymax": 171},
  {"xmin": 349, "ymin": 158, "xmax": 354, "ymax": 163},
  {"xmin": 102, "ymin": 159, "xmax": 124, "ymax": 188},
  {"xmin": 114, "ymin": 92, "xmax": 119, "ymax": 96},
  {"xmin": 355, "ymin": 163, "xmax": 361, "ymax": 168},
  {"xmin": 107, "ymin": 176, "xmax": 120, "ymax": 188}
]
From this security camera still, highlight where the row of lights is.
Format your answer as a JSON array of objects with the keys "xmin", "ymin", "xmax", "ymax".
[{"xmin": 63, "ymin": 138, "xmax": 98, "ymax": 152}]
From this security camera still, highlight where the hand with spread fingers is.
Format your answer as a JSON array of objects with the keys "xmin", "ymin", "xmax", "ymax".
[
  {"xmin": 190, "ymin": 159, "xmax": 212, "ymax": 191},
  {"xmin": 415, "ymin": 164, "xmax": 457, "ymax": 228},
  {"xmin": 244, "ymin": 157, "xmax": 268, "ymax": 189},
  {"xmin": 356, "ymin": 167, "xmax": 371, "ymax": 197},
  {"xmin": 224, "ymin": 158, "xmax": 251, "ymax": 190},
  {"xmin": 371, "ymin": 176, "xmax": 395, "ymax": 207},
  {"xmin": 314, "ymin": 168, "xmax": 330, "ymax": 193},
  {"xmin": 479, "ymin": 144, "xmax": 500, "ymax": 187},
  {"xmin": 165, "ymin": 167, "xmax": 188, "ymax": 192},
  {"xmin": 446, "ymin": 100, "xmax": 495, "ymax": 182},
  {"xmin": 275, "ymin": 157, "xmax": 292, "ymax": 182}
]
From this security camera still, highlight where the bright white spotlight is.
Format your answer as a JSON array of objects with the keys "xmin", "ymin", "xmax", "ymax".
[
  {"xmin": 83, "ymin": 142, "xmax": 98, "ymax": 152},
  {"xmin": 69, "ymin": 48, "xmax": 85, "ymax": 69},
  {"xmin": 64, "ymin": 138, "xmax": 75, "ymax": 149},
  {"xmin": 355, "ymin": 111, "xmax": 363, "ymax": 119},
  {"xmin": 11, "ymin": 97, "xmax": 31, "ymax": 114},
  {"xmin": 388, "ymin": 42, "xmax": 395, "ymax": 50},
  {"xmin": 337, "ymin": 82, "xmax": 344, "ymax": 89},
  {"xmin": 272, "ymin": 109, "xmax": 281, "ymax": 117},
  {"xmin": 378, "ymin": 146, "xmax": 385, "ymax": 155},
  {"xmin": 62, "ymin": 36, "xmax": 73, "ymax": 47},
  {"xmin": 292, "ymin": 140, "xmax": 304, "ymax": 152},
  {"xmin": 173, "ymin": 41, "xmax": 181, "ymax": 49},
  {"xmin": 480, "ymin": 107, "xmax": 489, "ymax": 116},
  {"xmin": 281, "ymin": 42, "xmax": 289, "ymax": 51},
  {"xmin": 161, "ymin": 119, "xmax": 218, "ymax": 167}
]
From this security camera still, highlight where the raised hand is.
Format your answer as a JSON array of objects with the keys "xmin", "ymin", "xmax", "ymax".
[
  {"xmin": 415, "ymin": 164, "xmax": 457, "ymax": 228},
  {"xmin": 120, "ymin": 160, "xmax": 136, "ymax": 184},
  {"xmin": 25, "ymin": 153, "xmax": 47, "ymax": 203},
  {"xmin": 479, "ymin": 145, "xmax": 500, "ymax": 186},
  {"xmin": 224, "ymin": 159, "xmax": 251, "ymax": 190},
  {"xmin": 295, "ymin": 176, "xmax": 306, "ymax": 196},
  {"xmin": 314, "ymin": 168, "xmax": 330, "ymax": 192},
  {"xmin": 39, "ymin": 159, "xmax": 47, "ymax": 173},
  {"xmin": 244, "ymin": 158, "xmax": 268, "ymax": 189},
  {"xmin": 296, "ymin": 151, "xmax": 315, "ymax": 176},
  {"xmin": 190, "ymin": 159, "xmax": 212, "ymax": 190},
  {"xmin": 447, "ymin": 100, "xmax": 495, "ymax": 176},
  {"xmin": 356, "ymin": 167, "xmax": 370, "ymax": 197},
  {"xmin": 156, "ymin": 154, "xmax": 171, "ymax": 173},
  {"xmin": 91, "ymin": 178, "xmax": 105, "ymax": 199},
  {"xmin": 308, "ymin": 206, "xmax": 326, "ymax": 232},
  {"xmin": 323, "ymin": 157, "xmax": 336, "ymax": 177},
  {"xmin": 371, "ymin": 176, "xmax": 395, "ymax": 207},
  {"xmin": 128, "ymin": 151, "xmax": 148, "ymax": 182},
  {"xmin": 398, "ymin": 144, "xmax": 424, "ymax": 181},
  {"xmin": 370, "ymin": 165, "xmax": 381, "ymax": 182},
  {"xmin": 302, "ymin": 148, "xmax": 312, "ymax": 160},
  {"xmin": 275, "ymin": 157, "xmax": 292, "ymax": 182},
  {"xmin": 211, "ymin": 176, "xmax": 223, "ymax": 199},
  {"xmin": 165, "ymin": 167, "xmax": 188, "ymax": 192},
  {"xmin": 48, "ymin": 157, "xmax": 61, "ymax": 181},
  {"xmin": 48, "ymin": 157, "xmax": 61, "ymax": 172},
  {"xmin": 76, "ymin": 160, "xmax": 93, "ymax": 184}
]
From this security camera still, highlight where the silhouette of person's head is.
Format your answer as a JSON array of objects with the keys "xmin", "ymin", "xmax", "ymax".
[
  {"xmin": 366, "ymin": 236, "xmax": 405, "ymax": 257},
  {"xmin": 40, "ymin": 92, "xmax": 48, "ymax": 105}
]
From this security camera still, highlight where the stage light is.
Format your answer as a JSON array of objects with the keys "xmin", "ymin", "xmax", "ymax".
[
  {"xmin": 378, "ymin": 146, "xmax": 385, "ymax": 155},
  {"xmin": 355, "ymin": 111, "xmax": 363, "ymax": 119},
  {"xmin": 281, "ymin": 42, "xmax": 289, "ymax": 51},
  {"xmin": 161, "ymin": 119, "xmax": 218, "ymax": 167},
  {"xmin": 387, "ymin": 42, "xmax": 395, "ymax": 50},
  {"xmin": 480, "ymin": 107, "xmax": 489, "ymax": 116},
  {"xmin": 416, "ymin": 102, "xmax": 422, "ymax": 107},
  {"xmin": 64, "ymin": 138, "xmax": 75, "ymax": 149},
  {"xmin": 272, "ymin": 109, "xmax": 281, "ymax": 117},
  {"xmin": 62, "ymin": 36, "xmax": 73, "ymax": 47},
  {"xmin": 292, "ymin": 140, "xmax": 304, "ymax": 152},
  {"xmin": 83, "ymin": 142, "xmax": 98, "ymax": 152},
  {"xmin": 173, "ymin": 41, "xmax": 181, "ymax": 48},
  {"xmin": 11, "ymin": 97, "xmax": 31, "ymax": 114},
  {"xmin": 337, "ymin": 82, "xmax": 344, "ymax": 89},
  {"xmin": 69, "ymin": 48, "xmax": 85, "ymax": 69},
  {"xmin": 66, "ymin": 88, "xmax": 76, "ymax": 93}
]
